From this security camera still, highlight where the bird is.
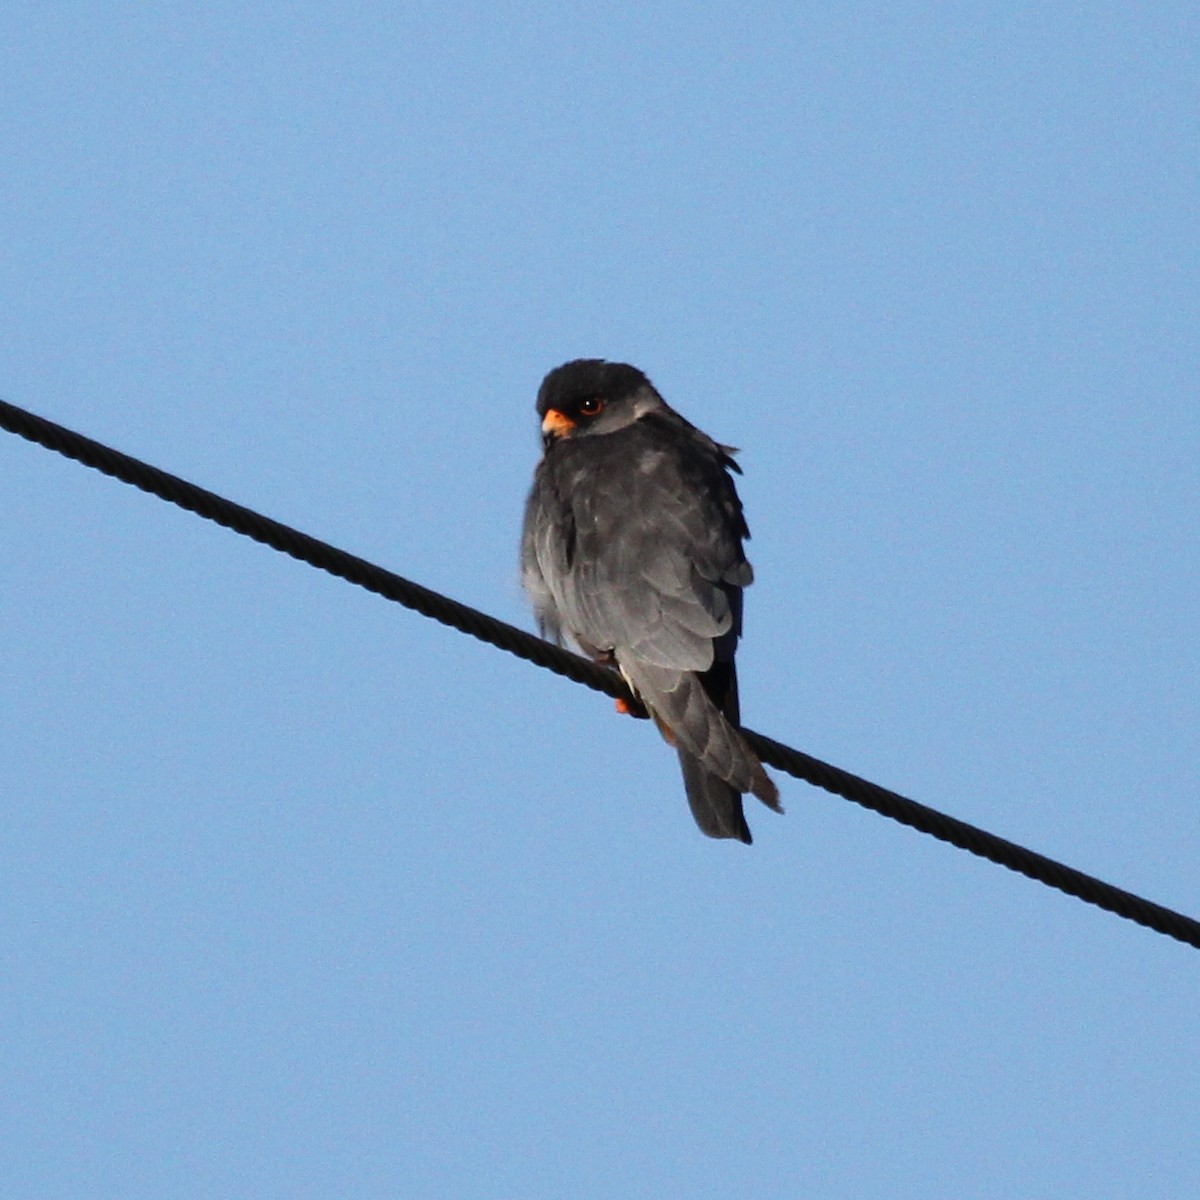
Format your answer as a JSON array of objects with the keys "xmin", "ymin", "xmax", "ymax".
[{"xmin": 521, "ymin": 358, "xmax": 781, "ymax": 843}]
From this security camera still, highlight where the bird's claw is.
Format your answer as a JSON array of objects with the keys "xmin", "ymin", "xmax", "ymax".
[{"xmin": 615, "ymin": 695, "xmax": 650, "ymax": 720}]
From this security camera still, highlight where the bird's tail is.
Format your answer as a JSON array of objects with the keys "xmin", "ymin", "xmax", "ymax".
[
  {"xmin": 676, "ymin": 746, "xmax": 755, "ymax": 843},
  {"xmin": 620, "ymin": 659, "xmax": 781, "ymax": 841}
]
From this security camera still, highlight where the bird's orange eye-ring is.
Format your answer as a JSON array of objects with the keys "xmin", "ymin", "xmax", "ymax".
[{"xmin": 578, "ymin": 397, "xmax": 606, "ymax": 416}]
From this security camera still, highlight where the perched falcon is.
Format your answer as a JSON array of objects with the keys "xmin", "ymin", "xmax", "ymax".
[{"xmin": 521, "ymin": 359, "xmax": 780, "ymax": 843}]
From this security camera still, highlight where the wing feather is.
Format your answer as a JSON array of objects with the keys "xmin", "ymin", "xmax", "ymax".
[{"xmin": 525, "ymin": 417, "xmax": 749, "ymax": 673}]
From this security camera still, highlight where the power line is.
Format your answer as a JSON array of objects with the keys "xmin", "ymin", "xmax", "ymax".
[{"xmin": 2, "ymin": 395, "xmax": 1197, "ymax": 951}]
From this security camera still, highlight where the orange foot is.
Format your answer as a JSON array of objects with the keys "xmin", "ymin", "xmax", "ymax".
[{"xmin": 615, "ymin": 696, "xmax": 650, "ymax": 720}]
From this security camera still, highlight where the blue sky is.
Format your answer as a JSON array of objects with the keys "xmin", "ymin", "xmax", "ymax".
[{"xmin": 3, "ymin": 4, "xmax": 1198, "ymax": 1197}]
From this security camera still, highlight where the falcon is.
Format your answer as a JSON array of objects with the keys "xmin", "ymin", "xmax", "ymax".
[{"xmin": 521, "ymin": 358, "xmax": 781, "ymax": 843}]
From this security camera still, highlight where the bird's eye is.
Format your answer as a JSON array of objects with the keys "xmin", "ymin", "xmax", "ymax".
[{"xmin": 578, "ymin": 397, "xmax": 606, "ymax": 416}]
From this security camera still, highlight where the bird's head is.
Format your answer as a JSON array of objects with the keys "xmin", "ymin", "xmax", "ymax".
[{"xmin": 536, "ymin": 359, "xmax": 664, "ymax": 447}]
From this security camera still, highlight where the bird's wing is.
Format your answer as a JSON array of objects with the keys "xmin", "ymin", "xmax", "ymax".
[
  {"xmin": 550, "ymin": 419, "xmax": 752, "ymax": 671},
  {"xmin": 520, "ymin": 469, "xmax": 568, "ymax": 645}
]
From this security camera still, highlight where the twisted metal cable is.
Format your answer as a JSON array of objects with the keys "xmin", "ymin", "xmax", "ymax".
[{"xmin": 3, "ymin": 396, "xmax": 1197, "ymax": 951}]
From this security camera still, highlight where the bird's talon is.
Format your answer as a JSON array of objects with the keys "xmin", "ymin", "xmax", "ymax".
[{"xmin": 615, "ymin": 695, "xmax": 650, "ymax": 720}]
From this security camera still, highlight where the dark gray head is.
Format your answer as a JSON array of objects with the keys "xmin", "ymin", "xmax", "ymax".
[{"xmin": 536, "ymin": 359, "xmax": 665, "ymax": 446}]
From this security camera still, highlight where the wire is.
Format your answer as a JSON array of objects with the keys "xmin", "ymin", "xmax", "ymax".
[{"xmin": 3, "ymin": 395, "xmax": 1197, "ymax": 951}]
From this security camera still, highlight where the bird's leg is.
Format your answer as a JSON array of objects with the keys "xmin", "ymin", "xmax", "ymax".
[
  {"xmin": 614, "ymin": 695, "xmax": 650, "ymax": 719},
  {"xmin": 591, "ymin": 650, "xmax": 650, "ymax": 719}
]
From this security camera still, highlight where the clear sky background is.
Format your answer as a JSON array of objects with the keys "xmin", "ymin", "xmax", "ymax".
[{"xmin": 3, "ymin": 5, "xmax": 1198, "ymax": 1197}]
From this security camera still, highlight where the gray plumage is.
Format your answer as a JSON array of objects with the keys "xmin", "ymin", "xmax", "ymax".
[{"xmin": 521, "ymin": 359, "xmax": 781, "ymax": 843}]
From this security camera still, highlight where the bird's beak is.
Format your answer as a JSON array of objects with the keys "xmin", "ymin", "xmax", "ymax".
[{"xmin": 541, "ymin": 409, "xmax": 576, "ymax": 440}]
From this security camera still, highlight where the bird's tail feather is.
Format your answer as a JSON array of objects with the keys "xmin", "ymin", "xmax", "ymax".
[
  {"xmin": 621, "ymin": 660, "xmax": 781, "ymax": 820},
  {"xmin": 677, "ymin": 748, "xmax": 753, "ymax": 843}
]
